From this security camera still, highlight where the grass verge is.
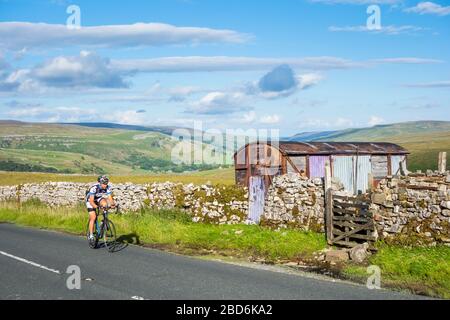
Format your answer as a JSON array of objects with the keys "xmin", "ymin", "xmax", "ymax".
[{"xmin": 342, "ymin": 244, "xmax": 450, "ymax": 299}]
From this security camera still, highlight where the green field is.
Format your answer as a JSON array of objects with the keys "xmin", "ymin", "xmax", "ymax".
[
  {"xmin": 0, "ymin": 167, "xmax": 235, "ymax": 186},
  {"xmin": 0, "ymin": 121, "xmax": 232, "ymax": 175}
]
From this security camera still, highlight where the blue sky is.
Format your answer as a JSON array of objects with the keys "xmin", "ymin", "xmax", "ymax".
[{"xmin": 0, "ymin": 0, "xmax": 449, "ymax": 135}]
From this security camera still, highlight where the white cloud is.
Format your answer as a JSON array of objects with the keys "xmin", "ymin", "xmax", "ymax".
[
  {"xmin": 0, "ymin": 51, "xmax": 127, "ymax": 92},
  {"xmin": 259, "ymin": 114, "xmax": 281, "ymax": 124},
  {"xmin": 0, "ymin": 53, "xmax": 441, "ymax": 94},
  {"xmin": 0, "ymin": 22, "xmax": 250, "ymax": 51},
  {"xmin": 246, "ymin": 66, "xmax": 323, "ymax": 100},
  {"xmin": 310, "ymin": 0, "xmax": 403, "ymax": 4},
  {"xmin": 297, "ymin": 73, "xmax": 324, "ymax": 89},
  {"xmin": 329, "ymin": 25, "xmax": 426, "ymax": 35},
  {"xmin": 168, "ymin": 86, "xmax": 203, "ymax": 102},
  {"xmin": 240, "ymin": 111, "xmax": 257, "ymax": 123},
  {"xmin": 404, "ymin": 2, "xmax": 450, "ymax": 16},
  {"xmin": 111, "ymin": 55, "xmax": 442, "ymax": 73},
  {"xmin": 186, "ymin": 91, "xmax": 251, "ymax": 115},
  {"xmin": 6, "ymin": 105, "xmax": 147, "ymax": 124},
  {"xmin": 403, "ymin": 81, "xmax": 450, "ymax": 88},
  {"xmin": 31, "ymin": 51, "xmax": 127, "ymax": 88},
  {"xmin": 368, "ymin": 116, "xmax": 385, "ymax": 126}
]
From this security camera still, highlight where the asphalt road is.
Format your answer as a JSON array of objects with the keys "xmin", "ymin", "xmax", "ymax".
[{"xmin": 0, "ymin": 223, "xmax": 429, "ymax": 300}]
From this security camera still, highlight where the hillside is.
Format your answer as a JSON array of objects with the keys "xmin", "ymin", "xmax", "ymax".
[
  {"xmin": 0, "ymin": 121, "xmax": 229, "ymax": 175},
  {"xmin": 288, "ymin": 121, "xmax": 450, "ymax": 171}
]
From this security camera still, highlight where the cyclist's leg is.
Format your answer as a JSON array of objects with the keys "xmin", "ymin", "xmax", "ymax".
[
  {"xmin": 86, "ymin": 201, "xmax": 97, "ymax": 235},
  {"xmin": 98, "ymin": 199, "xmax": 108, "ymax": 208}
]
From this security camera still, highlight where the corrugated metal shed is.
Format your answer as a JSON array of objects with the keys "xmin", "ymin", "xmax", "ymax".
[{"xmin": 233, "ymin": 141, "xmax": 409, "ymax": 193}]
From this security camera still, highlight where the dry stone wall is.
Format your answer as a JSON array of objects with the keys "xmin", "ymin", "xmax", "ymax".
[
  {"xmin": 1, "ymin": 171, "xmax": 449, "ymax": 245},
  {"xmin": 0, "ymin": 181, "xmax": 248, "ymax": 225},
  {"xmin": 261, "ymin": 173, "xmax": 325, "ymax": 232},
  {"xmin": 371, "ymin": 171, "xmax": 450, "ymax": 245}
]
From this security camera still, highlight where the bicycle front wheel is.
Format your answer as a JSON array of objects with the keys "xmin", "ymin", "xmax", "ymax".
[{"xmin": 103, "ymin": 220, "xmax": 117, "ymax": 252}]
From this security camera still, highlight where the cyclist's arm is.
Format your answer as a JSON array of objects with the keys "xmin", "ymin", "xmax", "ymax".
[
  {"xmin": 88, "ymin": 194, "xmax": 98, "ymax": 209},
  {"xmin": 107, "ymin": 194, "xmax": 116, "ymax": 207}
]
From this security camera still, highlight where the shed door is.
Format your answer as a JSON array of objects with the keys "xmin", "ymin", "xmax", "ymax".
[
  {"xmin": 355, "ymin": 155, "xmax": 371, "ymax": 194},
  {"xmin": 309, "ymin": 156, "xmax": 328, "ymax": 178},
  {"xmin": 247, "ymin": 176, "xmax": 265, "ymax": 223},
  {"xmin": 391, "ymin": 155, "xmax": 405, "ymax": 176},
  {"xmin": 332, "ymin": 156, "xmax": 354, "ymax": 193},
  {"xmin": 371, "ymin": 156, "xmax": 388, "ymax": 178}
]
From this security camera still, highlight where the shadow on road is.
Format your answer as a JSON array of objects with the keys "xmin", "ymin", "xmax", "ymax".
[{"xmin": 100, "ymin": 233, "xmax": 141, "ymax": 253}]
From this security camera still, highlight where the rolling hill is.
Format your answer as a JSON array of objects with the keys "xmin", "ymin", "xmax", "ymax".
[
  {"xmin": 288, "ymin": 121, "xmax": 450, "ymax": 171},
  {"xmin": 0, "ymin": 121, "xmax": 230, "ymax": 175},
  {"xmin": 1, "ymin": 120, "xmax": 448, "ymax": 175}
]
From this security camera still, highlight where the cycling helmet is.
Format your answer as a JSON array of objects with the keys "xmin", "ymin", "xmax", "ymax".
[{"xmin": 97, "ymin": 175, "xmax": 110, "ymax": 185}]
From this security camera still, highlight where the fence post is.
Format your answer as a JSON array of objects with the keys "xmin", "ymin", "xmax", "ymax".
[
  {"xmin": 368, "ymin": 173, "xmax": 373, "ymax": 192},
  {"xmin": 438, "ymin": 152, "xmax": 447, "ymax": 173},
  {"xmin": 324, "ymin": 161, "xmax": 333, "ymax": 245}
]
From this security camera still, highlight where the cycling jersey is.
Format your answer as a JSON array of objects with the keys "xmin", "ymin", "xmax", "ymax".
[{"xmin": 85, "ymin": 183, "xmax": 112, "ymax": 203}]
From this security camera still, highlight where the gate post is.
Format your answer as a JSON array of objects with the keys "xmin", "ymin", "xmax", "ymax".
[
  {"xmin": 324, "ymin": 161, "xmax": 333, "ymax": 245},
  {"xmin": 438, "ymin": 152, "xmax": 447, "ymax": 173}
]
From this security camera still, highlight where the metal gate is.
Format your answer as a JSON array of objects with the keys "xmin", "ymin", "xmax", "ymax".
[{"xmin": 248, "ymin": 176, "xmax": 265, "ymax": 223}]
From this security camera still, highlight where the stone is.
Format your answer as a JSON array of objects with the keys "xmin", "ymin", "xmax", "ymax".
[
  {"xmin": 440, "ymin": 201, "xmax": 450, "ymax": 209},
  {"xmin": 349, "ymin": 243, "xmax": 369, "ymax": 263},
  {"xmin": 325, "ymin": 250, "xmax": 349, "ymax": 263},
  {"xmin": 372, "ymin": 193, "xmax": 386, "ymax": 205},
  {"xmin": 431, "ymin": 205, "xmax": 441, "ymax": 214},
  {"xmin": 442, "ymin": 209, "xmax": 450, "ymax": 217}
]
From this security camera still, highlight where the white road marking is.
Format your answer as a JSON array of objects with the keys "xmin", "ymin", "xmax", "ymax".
[
  {"xmin": 0, "ymin": 250, "xmax": 61, "ymax": 275},
  {"xmin": 131, "ymin": 296, "xmax": 145, "ymax": 300}
]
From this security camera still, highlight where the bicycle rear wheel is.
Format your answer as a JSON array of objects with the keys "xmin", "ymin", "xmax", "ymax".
[
  {"xmin": 86, "ymin": 220, "xmax": 98, "ymax": 249},
  {"xmin": 103, "ymin": 220, "xmax": 117, "ymax": 252}
]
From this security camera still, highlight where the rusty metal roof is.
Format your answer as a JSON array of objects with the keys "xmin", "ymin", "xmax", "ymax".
[{"xmin": 235, "ymin": 141, "xmax": 409, "ymax": 156}]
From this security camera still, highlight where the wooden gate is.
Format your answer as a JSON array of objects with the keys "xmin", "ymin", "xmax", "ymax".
[
  {"xmin": 248, "ymin": 176, "xmax": 265, "ymax": 223},
  {"xmin": 325, "ymin": 189, "xmax": 377, "ymax": 247}
]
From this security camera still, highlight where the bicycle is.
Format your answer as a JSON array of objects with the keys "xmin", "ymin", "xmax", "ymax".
[{"xmin": 86, "ymin": 203, "xmax": 119, "ymax": 252}]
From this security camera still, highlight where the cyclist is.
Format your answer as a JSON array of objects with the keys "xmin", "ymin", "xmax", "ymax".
[{"xmin": 86, "ymin": 175, "xmax": 116, "ymax": 243}]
